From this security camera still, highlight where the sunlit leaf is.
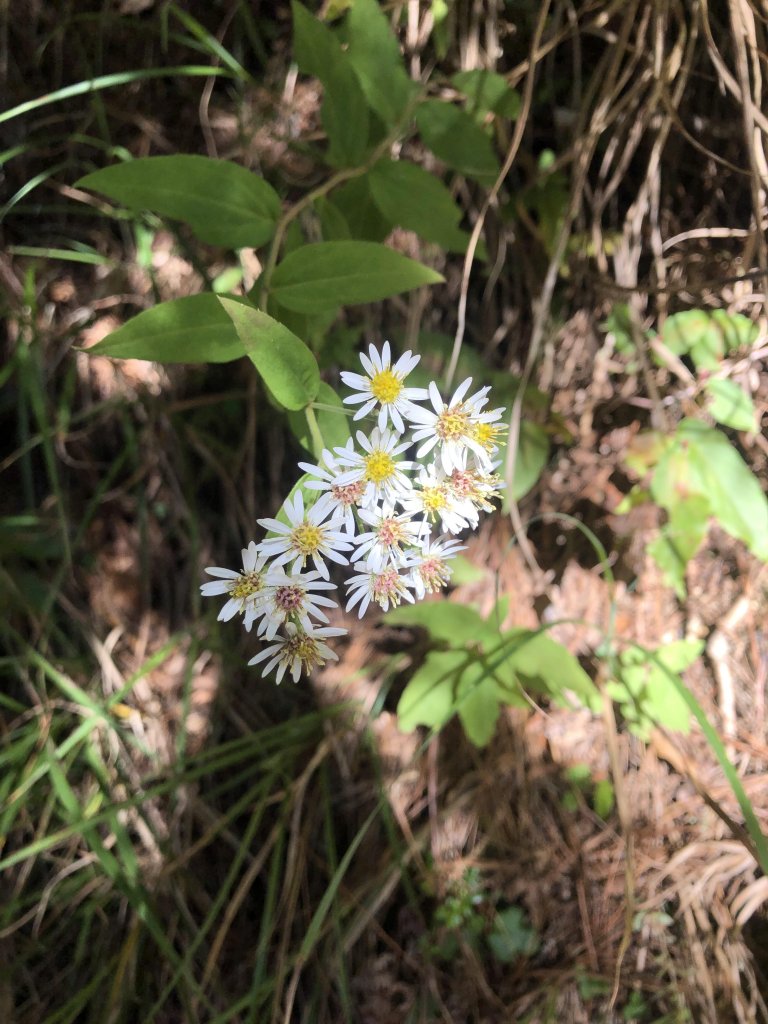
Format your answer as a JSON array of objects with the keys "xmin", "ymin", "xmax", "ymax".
[
  {"xmin": 82, "ymin": 294, "xmax": 244, "ymax": 363},
  {"xmin": 270, "ymin": 241, "xmax": 443, "ymax": 313},
  {"xmin": 705, "ymin": 378, "xmax": 758, "ymax": 432},
  {"xmin": 218, "ymin": 298, "xmax": 320, "ymax": 409},
  {"xmin": 77, "ymin": 156, "xmax": 281, "ymax": 248}
]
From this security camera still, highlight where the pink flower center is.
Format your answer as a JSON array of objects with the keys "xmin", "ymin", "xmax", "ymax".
[
  {"xmin": 376, "ymin": 518, "xmax": 405, "ymax": 546},
  {"xmin": 275, "ymin": 585, "xmax": 304, "ymax": 612},
  {"xmin": 419, "ymin": 556, "xmax": 450, "ymax": 592},
  {"xmin": 331, "ymin": 480, "xmax": 366, "ymax": 507},
  {"xmin": 372, "ymin": 568, "xmax": 402, "ymax": 599}
]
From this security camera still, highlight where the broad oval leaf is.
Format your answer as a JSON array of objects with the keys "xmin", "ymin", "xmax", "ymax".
[
  {"xmin": 77, "ymin": 156, "xmax": 281, "ymax": 248},
  {"xmin": 82, "ymin": 293, "xmax": 245, "ymax": 363},
  {"xmin": 456, "ymin": 665, "xmax": 502, "ymax": 747},
  {"xmin": 218, "ymin": 298, "xmax": 319, "ymax": 409},
  {"xmin": 415, "ymin": 100, "xmax": 500, "ymax": 182},
  {"xmin": 270, "ymin": 241, "xmax": 444, "ymax": 313},
  {"xmin": 397, "ymin": 650, "xmax": 465, "ymax": 734},
  {"xmin": 368, "ymin": 159, "xmax": 471, "ymax": 252},
  {"xmin": 504, "ymin": 629, "xmax": 600, "ymax": 710},
  {"xmin": 384, "ymin": 601, "xmax": 491, "ymax": 646}
]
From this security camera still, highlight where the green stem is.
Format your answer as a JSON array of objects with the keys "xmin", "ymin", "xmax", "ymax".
[
  {"xmin": 257, "ymin": 95, "xmax": 424, "ymax": 312},
  {"xmin": 304, "ymin": 405, "xmax": 325, "ymax": 456}
]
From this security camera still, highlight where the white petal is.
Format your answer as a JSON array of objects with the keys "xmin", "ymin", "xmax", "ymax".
[
  {"xmin": 200, "ymin": 581, "xmax": 230, "ymax": 596},
  {"xmin": 360, "ymin": 352, "xmax": 375, "ymax": 376},
  {"xmin": 452, "ymin": 377, "xmax": 473, "ymax": 404}
]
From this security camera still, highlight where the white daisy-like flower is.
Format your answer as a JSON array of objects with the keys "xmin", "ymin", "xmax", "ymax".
[
  {"xmin": 354, "ymin": 502, "xmax": 428, "ymax": 570},
  {"xmin": 401, "ymin": 464, "xmax": 478, "ymax": 535},
  {"xmin": 333, "ymin": 427, "xmax": 414, "ymax": 510},
  {"xmin": 408, "ymin": 536, "xmax": 465, "ymax": 600},
  {"xmin": 200, "ymin": 541, "xmax": 271, "ymax": 631},
  {"xmin": 257, "ymin": 569, "xmax": 339, "ymax": 641},
  {"xmin": 340, "ymin": 341, "xmax": 428, "ymax": 433},
  {"xmin": 258, "ymin": 490, "xmax": 352, "ymax": 580},
  {"xmin": 444, "ymin": 464, "xmax": 504, "ymax": 516},
  {"xmin": 407, "ymin": 378, "xmax": 505, "ymax": 473},
  {"xmin": 248, "ymin": 622, "xmax": 347, "ymax": 683},
  {"xmin": 345, "ymin": 560, "xmax": 417, "ymax": 618},
  {"xmin": 298, "ymin": 439, "xmax": 365, "ymax": 537}
]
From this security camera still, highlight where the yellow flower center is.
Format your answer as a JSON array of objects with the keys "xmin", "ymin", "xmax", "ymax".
[
  {"xmin": 472, "ymin": 421, "xmax": 506, "ymax": 451},
  {"xmin": 284, "ymin": 632, "xmax": 323, "ymax": 671},
  {"xmin": 290, "ymin": 522, "xmax": 323, "ymax": 555},
  {"xmin": 369, "ymin": 368, "xmax": 403, "ymax": 404},
  {"xmin": 421, "ymin": 486, "xmax": 447, "ymax": 515},
  {"xmin": 364, "ymin": 450, "xmax": 396, "ymax": 484},
  {"xmin": 436, "ymin": 407, "xmax": 471, "ymax": 441},
  {"xmin": 230, "ymin": 570, "xmax": 264, "ymax": 600}
]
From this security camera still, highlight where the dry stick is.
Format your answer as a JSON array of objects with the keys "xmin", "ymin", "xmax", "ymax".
[
  {"xmin": 729, "ymin": 0, "xmax": 768, "ymax": 299},
  {"xmin": 444, "ymin": 0, "xmax": 553, "ymax": 580}
]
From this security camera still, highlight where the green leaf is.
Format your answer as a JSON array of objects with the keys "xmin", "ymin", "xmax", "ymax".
[
  {"xmin": 592, "ymin": 779, "xmax": 615, "ymax": 818},
  {"xmin": 397, "ymin": 650, "xmax": 465, "ymax": 733},
  {"xmin": 679, "ymin": 419, "xmax": 768, "ymax": 560},
  {"xmin": 368, "ymin": 158, "xmax": 471, "ymax": 252},
  {"xmin": 451, "ymin": 69, "xmax": 520, "ymax": 119},
  {"xmin": 456, "ymin": 664, "xmax": 502, "ymax": 747},
  {"xmin": 77, "ymin": 156, "xmax": 281, "ymax": 248},
  {"xmin": 292, "ymin": 1, "xmax": 369, "ymax": 167},
  {"xmin": 511, "ymin": 421, "xmax": 549, "ymax": 501},
  {"xmin": 270, "ymin": 241, "xmax": 443, "ymax": 313},
  {"xmin": 504, "ymin": 629, "xmax": 600, "ymax": 710},
  {"xmin": 218, "ymin": 299, "xmax": 319, "ymax": 409},
  {"xmin": 647, "ymin": 497, "xmax": 709, "ymax": 599},
  {"xmin": 315, "ymin": 196, "xmax": 352, "ymax": 241},
  {"xmin": 287, "ymin": 381, "xmax": 352, "ymax": 457},
  {"xmin": 415, "ymin": 100, "xmax": 500, "ymax": 182},
  {"xmin": 710, "ymin": 308, "xmax": 759, "ymax": 350},
  {"xmin": 81, "ymin": 293, "xmax": 245, "ymax": 363},
  {"xmin": 705, "ymin": 378, "xmax": 758, "ymax": 432},
  {"xmin": 645, "ymin": 421, "xmax": 768, "ymax": 583},
  {"xmin": 662, "ymin": 309, "xmax": 758, "ymax": 371},
  {"xmin": 345, "ymin": 0, "xmax": 415, "ymax": 126},
  {"xmin": 488, "ymin": 907, "xmax": 539, "ymax": 962},
  {"xmin": 611, "ymin": 640, "xmax": 702, "ymax": 738},
  {"xmin": 331, "ymin": 174, "xmax": 392, "ymax": 241},
  {"xmin": 384, "ymin": 601, "xmax": 493, "ymax": 646}
]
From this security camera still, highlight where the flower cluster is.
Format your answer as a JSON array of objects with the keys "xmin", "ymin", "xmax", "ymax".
[{"xmin": 201, "ymin": 342, "xmax": 506, "ymax": 682}]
